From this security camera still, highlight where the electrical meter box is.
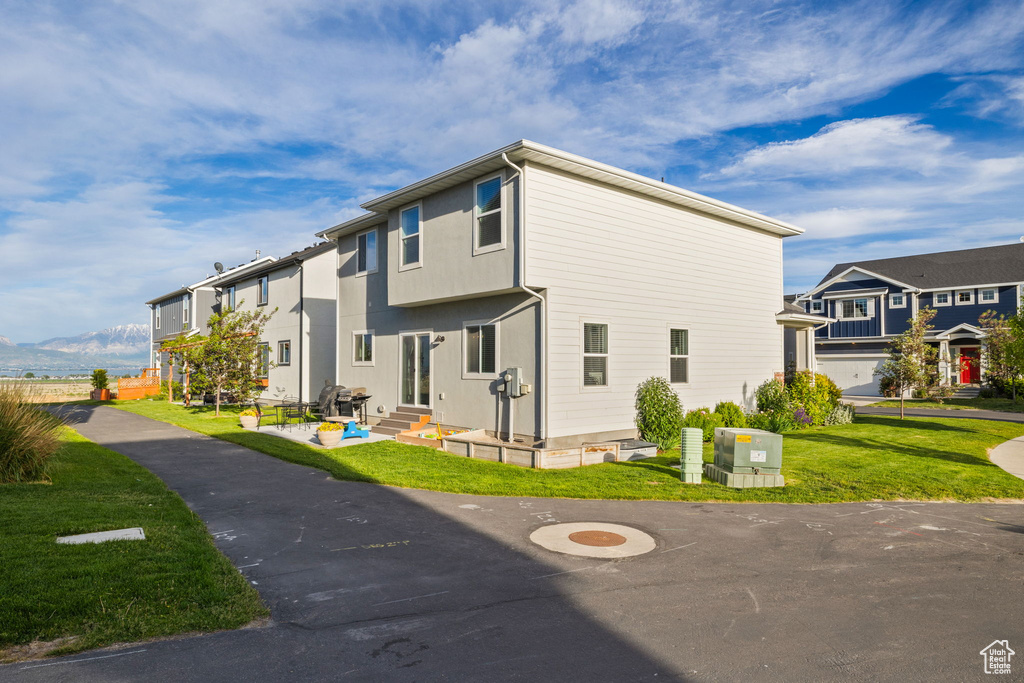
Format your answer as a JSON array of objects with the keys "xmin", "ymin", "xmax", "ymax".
[{"xmin": 714, "ymin": 428, "xmax": 783, "ymax": 475}]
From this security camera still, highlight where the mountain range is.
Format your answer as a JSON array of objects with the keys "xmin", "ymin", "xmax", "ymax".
[{"xmin": 0, "ymin": 324, "xmax": 150, "ymax": 372}]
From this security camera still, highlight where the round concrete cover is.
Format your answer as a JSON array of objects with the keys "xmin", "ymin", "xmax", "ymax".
[{"xmin": 530, "ymin": 522, "xmax": 656, "ymax": 558}]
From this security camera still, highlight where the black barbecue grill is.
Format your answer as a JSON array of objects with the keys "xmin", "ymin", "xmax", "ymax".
[{"xmin": 317, "ymin": 385, "xmax": 371, "ymax": 424}]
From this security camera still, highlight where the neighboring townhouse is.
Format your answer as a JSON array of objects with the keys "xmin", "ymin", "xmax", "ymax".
[
  {"xmin": 795, "ymin": 243, "xmax": 1024, "ymax": 395},
  {"xmin": 146, "ymin": 256, "xmax": 278, "ymax": 384},
  {"xmin": 319, "ymin": 140, "xmax": 805, "ymax": 445},
  {"xmin": 215, "ymin": 242, "xmax": 337, "ymax": 403}
]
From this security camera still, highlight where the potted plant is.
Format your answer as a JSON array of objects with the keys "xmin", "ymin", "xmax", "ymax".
[
  {"xmin": 90, "ymin": 369, "xmax": 110, "ymax": 401},
  {"xmin": 316, "ymin": 421, "xmax": 345, "ymax": 447},
  {"xmin": 239, "ymin": 408, "xmax": 260, "ymax": 429}
]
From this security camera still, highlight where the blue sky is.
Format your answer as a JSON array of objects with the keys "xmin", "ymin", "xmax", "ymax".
[{"xmin": 2, "ymin": 0, "xmax": 1023, "ymax": 341}]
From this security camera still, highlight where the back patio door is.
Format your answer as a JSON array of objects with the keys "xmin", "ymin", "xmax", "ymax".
[{"xmin": 400, "ymin": 332, "xmax": 431, "ymax": 408}]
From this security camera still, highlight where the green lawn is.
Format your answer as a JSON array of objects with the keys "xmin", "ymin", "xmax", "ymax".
[
  {"xmin": 0, "ymin": 429, "xmax": 266, "ymax": 662},
  {"xmin": 113, "ymin": 400, "xmax": 1024, "ymax": 503},
  {"xmin": 870, "ymin": 397, "xmax": 1024, "ymax": 413}
]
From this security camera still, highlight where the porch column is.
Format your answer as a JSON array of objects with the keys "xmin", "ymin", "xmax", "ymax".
[{"xmin": 938, "ymin": 340, "xmax": 951, "ymax": 385}]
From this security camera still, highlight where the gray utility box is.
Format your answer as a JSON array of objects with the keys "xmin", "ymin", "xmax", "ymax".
[{"xmin": 714, "ymin": 428, "xmax": 783, "ymax": 475}]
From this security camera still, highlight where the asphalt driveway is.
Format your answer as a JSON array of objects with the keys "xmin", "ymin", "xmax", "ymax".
[{"xmin": 3, "ymin": 406, "xmax": 1023, "ymax": 682}]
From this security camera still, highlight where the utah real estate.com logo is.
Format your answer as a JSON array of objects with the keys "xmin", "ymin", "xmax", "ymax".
[{"xmin": 980, "ymin": 640, "xmax": 1014, "ymax": 675}]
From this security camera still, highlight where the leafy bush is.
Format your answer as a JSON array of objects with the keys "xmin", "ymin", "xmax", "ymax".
[
  {"xmin": 878, "ymin": 375, "xmax": 900, "ymax": 398},
  {"xmin": 747, "ymin": 409, "xmax": 795, "ymax": 433},
  {"xmin": 91, "ymin": 369, "xmax": 109, "ymax": 391},
  {"xmin": 713, "ymin": 401, "xmax": 747, "ymax": 428},
  {"xmin": 979, "ymin": 387, "xmax": 996, "ymax": 399},
  {"xmin": 786, "ymin": 371, "xmax": 843, "ymax": 426},
  {"xmin": 681, "ymin": 407, "xmax": 723, "ymax": 442},
  {"xmin": 755, "ymin": 378, "xmax": 789, "ymax": 413},
  {"xmin": 159, "ymin": 380, "xmax": 184, "ymax": 401},
  {"xmin": 823, "ymin": 404, "xmax": 855, "ymax": 425},
  {"xmin": 634, "ymin": 377, "xmax": 684, "ymax": 451},
  {"xmin": 912, "ymin": 387, "xmax": 928, "ymax": 399},
  {"xmin": 0, "ymin": 383, "xmax": 65, "ymax": 483}
]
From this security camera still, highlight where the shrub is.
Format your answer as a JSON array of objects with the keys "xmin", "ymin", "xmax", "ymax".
[
  {"xmin": 979, "ymin": 387, "xmax": 996, "ymax": 399},
  {"xmin": 681, "ymin": 407, "xmax": 723, "ymax": 442},
  {"xmin": 755, "ymin": 378, "xmax": 788, "ymax": 413},
  {"xmin": 912, "ymin": 387, "xmax": 928, "ymax": 399},
  {"xmin": 713, "ymin": 401, "xmax": 747, "ymax": 428},
  {"xmin": 786, "ymin": 371, "xmax": 842, "ymax": 426},
  {"xmin": 0, "ymin": 384, "xmax": 65, "ymax": 483},
  {"xmin": 634, "ymin": 377, "xmax": 684, "ymax": 451},
  {"xmin": 91, "ymin": 369, "xmax": 109, "ymax": 391},
  {"xmin": 823, "ymin": 404, "xmax": 855, "ymax": 425},
  {"xmin": 159, "ymin": 380, "xmax": 184, "ymax": 401},
  {"xmin": 747, "ymin": 409, "xmax": 795, "ymax": 433},
  {"xmin": 878, "ymin": 375, "xmax": 900, "ymax": 398}
]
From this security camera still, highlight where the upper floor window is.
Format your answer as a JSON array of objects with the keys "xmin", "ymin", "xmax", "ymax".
[
  {"xmin": 258, "ymin": 343, "xmax": 270, "ymax": 378},
  {"xmin": 278, "ymin": 340, "xmax": 291, "ymax": 366},
  {"xmin": 981, "ymin": 288, "xmax": 998, "ymax": 304},
  {"xmin": 669, "ymin": 329, "xmax": 689, "ymax": 384},
  {"xmin": 400, "ymin": 205, "xmax": 421, "ymax": 269},
  {"xmin": 257, "ymin": 276, "xmax": 269, "ymax": 306},
  {"xmin": 155, "ymin": 304, "xmax": 161, "ymax": 329},
  {"xmin": 225, "ymin": 285, "xmax": 236, "ymax": 311},
  {"xmin": 474, "ymin": 176, "xmax": 503, "ymax": 253},
  {"xmin": 956, "ymin": 289, "xmax": 974, "ymax": 305},
  {"xmin": 353, "ymin": 331, "xmax": 373, "ymax": 365},
  {"xmin": 464, "ymin": 322, "xmax": 497, "ymax": 377},
  {"xmin": 357, "ymin": 229, "xmax": 377, "ymax": 275},
  {"xmin": 810, "ymin": 300, "xmax": 823, "ymax": 314},
  {"xmin": 840, "ymin": 298, "xmax": 871, "ymax": 319},
  {"xmin": 889, "ymin": 293, "xmax": 905, "ymax": 308},
  {"xmin": 933, "ymin": 291, "xmax": 951, "ymax": 307},
  {"xmin": 182, "ymin": 297, "xmax": 190, "ymax": 330},
  {"xmin": 583, "ymin": 322, "xmax": 608, "ymax": 387}
]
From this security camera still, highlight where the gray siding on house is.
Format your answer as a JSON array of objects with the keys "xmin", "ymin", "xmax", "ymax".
[
  {"xmin": 152, "ymin": 294, "xmax": 186, "ymax": 340},
  {"xmin": 387, "ymin": 169, "xmax": 519, "ymax": 307},
  {"xmin": 194, "ymin": 288, "xmax": 220, "ymax": 331},
  {"xmin": 524, "ymin": 162, "xmax": 785, "ymax": 439}
]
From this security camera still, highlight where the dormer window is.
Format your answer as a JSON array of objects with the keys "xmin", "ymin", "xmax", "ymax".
[{"xmin": 474, "ymin": 176, "xmax": 503, "ymax": 254}]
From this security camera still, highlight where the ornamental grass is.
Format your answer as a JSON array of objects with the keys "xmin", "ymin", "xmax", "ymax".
[{"xmin": 0, "ymin": 383, "xmax": 65, "ymax": 483}]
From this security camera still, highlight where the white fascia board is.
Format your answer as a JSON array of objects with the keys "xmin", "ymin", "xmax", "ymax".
[
  {"xmin": 821, "ymin": 287, "xmax": 890, "ymax": 300},
  {"xmin": 917, "ymin": 281, "xmax": 1023, "ymax": 292},
  {"xmin": 935, "ymin": 324, "xmax": 986, "ymax": 339},
  {"xmin": 816, "ymin": 353, "xmax": 890, "ymax": 359},
  {"xmin": 190, "ymin": 256, "xmax": 279, "ymax": 289},
  {"xmin": 776, "ymin": 313, "xmax": 835, "ymax": 328},
  {"xmin": 318, "ymin": 212, "xmax": 386, "ymax": 240},
  {"xmin": 798, "ymin": 266, "xmax": 916, "ymax": 300},
  {"xmin": 360, "ymin": 140, "xmax": 804, "ymax": 237}
]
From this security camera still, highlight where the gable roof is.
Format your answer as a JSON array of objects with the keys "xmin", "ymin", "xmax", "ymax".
[
  {"xmin": 214, "ymin": 241, "xmax": 335, "ymax": 287},
  {"xmin": 145, "ymin": 256, "xmax": 278, "ymax": 305},
  {"xmin": 819, "ymin": 243, "xmax": 1024, "ymax": 290},
  {"xmin": 360, "ymin": 140, "xmax": 804, "ymax": 237}
]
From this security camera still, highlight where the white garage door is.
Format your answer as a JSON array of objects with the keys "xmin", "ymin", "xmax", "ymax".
[{"xmin": 816, "ymin": 356, "xmax": 887, "ymax": 396}]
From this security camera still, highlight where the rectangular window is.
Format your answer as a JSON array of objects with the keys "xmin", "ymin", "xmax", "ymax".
[
  {"xmin": 465, "ymin": 323, "xmax": 497, "ymax": 376},
  {"xmin": 353, "ymin": 331, "xmax": 373, "ymax": 365},
  {"xmin": 669, "ymin": 329, "xmax": 689, "ymax": 384},
  {"xmin": 278, "ymin": 340, "xmax": 291, "ymax": 366},
  {"xmin": 400, "ymin": 205, "xmax": 421, "ymax": 269},
  {"xmin": 810, "ymin": 300, "xmax": 823, "ymax": 313},
  {"xmin": 357, "ymin": 229, "xmax": 377, "ymax": 274},
  {"xmin": 841, "ymin": 298, "xmax": 869, "ymax": 319},
  {"xmin": 889, "ymin": 293, "xmax": 905, "ymax": 308},
  {"xmin": 182, "ymin": 298, "xmax": 190, "ymax": 330},
  {"xmin": 934, "ymin": 291, "xmax": 951, "ymax": 306},
  {"xmin": 258, "ymin": 343, "xmax": 270, "ymax": 378},
  {"xmin": 225, "ymin": 285, "xmax": 236, "ymax": 311},
  {"xmin": 583, "ymin": 323, "xmax": 608, "ymax": 387},
  {"xmin": 956, "ymin": 289, "xmax": 974, "ymax": 305},
  {"xmin": 155, "ymin": 304, "xmax": 161, "ymax": 329},
  {"xmin": 257, "ymin": 276, "xmax": 269, "ymax": 306},
  {"xmin": 981, "ymin": 288, "xmax": 998, "ymax": 303},
  {"xmin": 474, "ymin": 176, "xmax": 503, "ymax": 252}
]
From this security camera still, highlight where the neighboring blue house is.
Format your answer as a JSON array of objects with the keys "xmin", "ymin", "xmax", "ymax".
[{"xmin": 795, "ymin": 243, "xmax": 1024, "ymax": 395}]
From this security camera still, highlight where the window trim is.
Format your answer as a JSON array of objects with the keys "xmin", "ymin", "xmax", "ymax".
[
  {"xmin": 980, "ymin": 287, "xmax": 999, "ymax": 304},
  {"xmin": 955, "ymin": 289, "xmax": 975, "ymax": 306},
  {"xmin": 257, "ymin": 342, "xmax": 270, "ymax": 379},
  {"xmin": 668, "ymin": 326, "xmax": 689, "ymax": 385},
  {"xmin": 462, "ymin": 319, "xmax": 500, "ymax": 379},
  {"xmin": 182, "ymin": 297, "xmax": 190, "ymax": 330},
  {"xmin": 933, "ymin": 291, "xmax": 952, "ymax": 307},
  {"xmin": 889, "ymin": 293, "xmax": 906, "ymax": 309},
  {"xmin": 257, "ymin": 276, "xmax": 269, "ymax": 306},
  {"xmin": 356, "ymin": 228, "xmax": 378, "ymax": 276},
  {"xmin": 809, "ymin": 300, "xmax": 823, "ymax": 314},
  {"xmin": 277, "ymin": 340, "xmax": 291, "ymax": 366},
  {"xmin": 225, "ymin": 285, "xmax": 236, "ymax": 311},
  {"xmin": 352, "ymin": 329, "xmax": 374, "ymax": 367},
  {"xmin": 581, "ymin": 320, "xmax": 610, "ymax": 390},
  {"xmin": 398, "ymin": 202, "xmax": 423, "ymax": 272},
  {"xmin": 473, "ymin": 174, "xmax": 505, "ymax": 256},
  {"xmin": 155, "ymin": 304, "xmax": 161, "ymax": 329},
  {"xmin": 838, "ymin": 297, "xmax": 872, "ymax": 320}
]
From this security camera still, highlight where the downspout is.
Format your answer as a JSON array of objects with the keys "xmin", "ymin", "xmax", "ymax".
[
  {"xmin": 298, "ymin": 263, "xmax": 305, "ymax": 402},
  {"xmin": 502, "ymin": 153, "xmax": 547, "ymax": 442}
]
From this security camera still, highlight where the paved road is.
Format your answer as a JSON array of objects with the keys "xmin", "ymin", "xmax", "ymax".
[
  {"xmin": 857, "ymin": 405, "xmax": 1024, "ymax": 423},
  {"xmin": 3, "ymin": 406, "xmax": 1023, "ymax": 682}
]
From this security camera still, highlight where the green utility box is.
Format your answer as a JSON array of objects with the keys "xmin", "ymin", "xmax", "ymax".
[{"xmin": 706, "ymin": 428, "xmax": 785, "ymax": 488}]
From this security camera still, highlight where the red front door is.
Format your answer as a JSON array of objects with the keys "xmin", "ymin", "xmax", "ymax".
[{"xmin": 959, "ymin": 348, "xmax": 980, "ymax": 384}]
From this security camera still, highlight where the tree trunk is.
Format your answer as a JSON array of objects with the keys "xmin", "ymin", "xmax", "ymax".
[
  {"xmin": 900, "ymin": 386, "xmax": 905, "ymax": 419},
  {"xmin": 167, "ymin": 360, "xmax": 174, "ymax": 404},
  {"xmin": 215, "ymin": 381, "xmax": 221, "ymax": 417}
]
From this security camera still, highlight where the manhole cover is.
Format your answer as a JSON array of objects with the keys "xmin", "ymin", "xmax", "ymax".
[
  {"xmin": 568, "ymin": 530, "xmax": 627, "ymax": 547},
  {"xmin": 530, "ymin": 522, "xmax": 656, "ymax": 558}
]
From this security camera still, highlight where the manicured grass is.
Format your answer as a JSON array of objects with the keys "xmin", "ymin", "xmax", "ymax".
[
  {"xmin": 113, "ymin": 400, "xmax": 1024, "ymax": 503},
  {"xmin": 0, "ymin": 429, "xmax": 266, "ymax": 662},
  {"xmin": 870, "ymin": 397, "xmax": 1024, "ymax": 413}
]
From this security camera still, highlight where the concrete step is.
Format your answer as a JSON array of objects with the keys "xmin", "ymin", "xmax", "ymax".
[
  {"xmin": 378, "ymin": 418, "xmax": 416, "ymax": 430},
  {"xmin": 952, "ymin": 386, "xmax": 981, "ymax": 398},
  {"xmin": 389, "ymin": 411, "xmax": 431, "ymax": 423},
  {"xmin": 396, "ymin": 406, "xmax": 432, "ymax": 416},
  {"xmin": 371, "ymin": 425, "xmax": 404, "ymax": 436}
]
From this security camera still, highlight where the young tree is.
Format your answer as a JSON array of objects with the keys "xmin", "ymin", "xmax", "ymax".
[
  {"xmin": 1004, "ymin": 309, "xmax": 1024, "ymax": 402},
  {"xmin": 874, "ymin": 307, "xmax": 938, "ymax": 419},
  {"xmin": 162, "ymin": 303, "xmax": 275, "ymax": 416},
  {"xmin": 978, "ymin": 311, "xmax": 1018, "ymax": 399}
]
